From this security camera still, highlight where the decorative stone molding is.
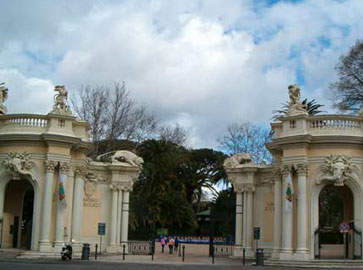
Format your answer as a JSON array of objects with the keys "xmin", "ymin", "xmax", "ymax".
[
  {"xmin": 0, "ymin": 82, "xmax": 8, "ymax": 115},
  {"xmin": 50, "ymin": 85, "xmax": 72, "ymax": 115},
  {"xmin": 296, "ymin": 164, "xmax": 308, "ymax": 176},
  {"xmin": 286, "ymin": 84, "xmax": 308, "ymax": 116},
  {"xmin": 316, "ymin": 155, "xmax": 352, "ymax": 186},
  {"xmin": 273, "ymin": 167, "xmax": 283, "ymax": 182},
  {"xmin": 281, "ymin": 165, "xmax": 291, "ymax": 177},
  {"xmin": 110, "ymin": 181, "xmax": 133, "ymax": 191},
  {"xmin": 3, "ymin": 152, "xmax": 35, "ymax": 179},
  {"xmin": 59, "ymin": 162, "xmax": 71, "ymax": 173},
  {"xmin": 44, "ymin": 160, "xmax": 56, "ymax": 172},
  {"xmin": 223, "ymin": 153, "xmax": 253, "ymax": 169}
]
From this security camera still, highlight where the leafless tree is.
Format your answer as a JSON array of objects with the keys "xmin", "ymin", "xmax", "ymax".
[
  {"xmin": 330, "ymin": 39, "xmax": 363, "ymax": 113},
  {"xmin": 71, "ymin": 85, "xmax": 109, "ymax": 156},
  {"xmin": 125, "ymin": 105, "xmax": 158, "ymax": 144},
  {"xmin": 217, "ymin": 122, "xmax": 272, "ymax": 164},
  {"xmin": 71, "ymin": 82, "xmax": 159, "ymax": 156},
  {"xmin": 158, "ymin": 123, "xmax": 189, "ymax": 146}
]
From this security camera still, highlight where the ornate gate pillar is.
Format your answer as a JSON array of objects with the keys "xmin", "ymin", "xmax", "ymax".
[
  {"xmin": 39, "ymin": 160, "xmax": 56, "ymax": 252},
  {"xmin": 223, "ymin": 153, "xmax": 257, "ymax": 258},
  {"xmin": 104, "ymin": 151, "xmax": 143, "ymax": 254},
  {"xmin": 296, "ymin": 164, "xmax": 308, "ymax": 258}
]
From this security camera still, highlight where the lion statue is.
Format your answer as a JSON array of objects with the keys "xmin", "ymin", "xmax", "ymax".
[
  {"xmin": 223, "ymin": 153, "xmax": 253, "ymax": 168},
  {"xmin": 111, "ymin": 150, "xmax": 144, "ymax": 167}
]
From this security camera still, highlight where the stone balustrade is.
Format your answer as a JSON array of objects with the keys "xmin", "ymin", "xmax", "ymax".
[
  {"xmin": 271, "ymin": 115, "xmax": 363, "ymax": 139},
  {"xmin": 0, "ymin": 113, "xmax": 89, "ymax": 141},
  {"xmin": 0, "ymin": 114, "xmax": 48, "ymax": 132}
]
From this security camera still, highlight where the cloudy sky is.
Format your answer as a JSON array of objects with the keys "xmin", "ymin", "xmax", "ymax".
[{"xmin": 0, "ymin": 0, "xmax": 362, "ymax": 148}]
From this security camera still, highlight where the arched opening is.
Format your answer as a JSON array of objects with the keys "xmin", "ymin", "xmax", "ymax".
[
  {"xmin": 318, "ymin": 184, "xmax": 353, "ymax": 259},
  {"xmin": 1, "ymin": 179, "xmax": 34, "ymax": 249}
]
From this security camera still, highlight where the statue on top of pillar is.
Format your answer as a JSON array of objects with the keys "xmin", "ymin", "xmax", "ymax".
[
  {"xmin": 50, "ymin": 85, "xmax": 72, "ymax": 115},
  {"xmin": 0, "ymin": 82, "xmax": 8, "ymax": 115},
  {"xmin": 286, "ymin": 84, "xmax": 308, "ymax": 116}
]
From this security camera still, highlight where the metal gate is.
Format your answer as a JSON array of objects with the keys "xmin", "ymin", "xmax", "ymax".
[
  {"xmin": 353, "ymin": 226, "xmax": 362, "ymax": 259},
  {"xmin": 314, "ymin": 228, "xmax": 320, "ymax": 259}
]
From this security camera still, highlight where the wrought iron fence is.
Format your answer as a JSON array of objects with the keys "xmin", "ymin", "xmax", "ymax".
[{"xmin": 128, "ymin": 241, "xmax": 151, "ymax": 255}]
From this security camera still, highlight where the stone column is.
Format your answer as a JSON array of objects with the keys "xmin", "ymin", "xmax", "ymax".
[
  {"xmin": 121, "ymin": 188, "xmax": 130, "ymax": 250},
  {"xmin": 233, "ymin": 187, "xmax": 243, "ymax": 256},
  {"xmin": 296, "ymin": 164, "xmax": 308, "ymax": 256},
  {"xmin": 39, "ymin": 160, "xmax": 56, "ymax": 252},
  {"xmin": 272, "ymin": 171, "xmax": 282, "ymax": 258},
  {"xmin": 245, "ymin": 188, "xmax": 254, "ymax": 256},
  {"xmin": 71, "ymin": 169, "xmax": 85, "ymax": 246},
  {"xmin": 116, "ymin": 188, "xmax": 123, "ymax": 246},
  {"xmin": 54, "ymin": 162, "xmax": 70, "ymax": 249},
  {"xmin": 281, "ymin": 166, "xmax": 293, "ymax": 257},
  {"xmin": 242, "ymin": 190, "xmax": 247, "ymax": 248},
  {"xmin": 107, "ymin": 186, "xmax": 118, "ymax": 252}
]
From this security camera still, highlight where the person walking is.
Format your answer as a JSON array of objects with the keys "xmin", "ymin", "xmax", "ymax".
[
  {"xmin": 174, "ymin": 237, "xmax": 179, "ymax": 252},
  {"xmin": 161, "ymin": 236, "xmax": 166, "ymax": 253},
  {"xmin": 168, "ymin": 236, "xmax": 174, "ymax": 254}
]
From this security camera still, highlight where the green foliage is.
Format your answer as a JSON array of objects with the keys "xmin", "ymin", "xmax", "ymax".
[
  {"xmin": 212, "ymin": 188, "xmax": 235, "ymax": 237},
  {"xmin": 272, "ymin": 98, "xmax": 324, "ymax": 120},
  {"xmin": 129, "ymin": 140, "xmax": 227, "ymax": 236}
]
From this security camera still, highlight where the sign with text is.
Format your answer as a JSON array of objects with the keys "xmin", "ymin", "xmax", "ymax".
[
  {"xmin": 98, "ymin": 222, "xmax": 106, "ymax": 235},
  {"xmin": 254, "ymin": 227, "xmax": 260, "ymax": 240}
]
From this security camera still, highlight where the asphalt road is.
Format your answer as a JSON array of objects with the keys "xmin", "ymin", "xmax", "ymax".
[{"xmin": 0, "ymin": 260, "xmax": 309, "ymax": 270}]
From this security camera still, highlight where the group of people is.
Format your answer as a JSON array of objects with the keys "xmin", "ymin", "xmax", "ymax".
[{"xmin": 160, "ymin": 236, "xmax": 179, "ymax": 254}]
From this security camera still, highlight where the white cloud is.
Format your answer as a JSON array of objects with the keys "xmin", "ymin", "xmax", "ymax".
[
  {"xmin": 0, "ymin": 69, "xmax": 54, "ymax": 114},
  {"xmin": 0, "ymin": 0, "xmax": 362, "ymax": 148}
]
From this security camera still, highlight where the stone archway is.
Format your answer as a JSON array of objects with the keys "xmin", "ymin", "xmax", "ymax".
[
  {"xmin": 310, "ymin": 177, "xmax": 363, "ymax": 260},
  {"xmin": 2, "ymin": 179, "xmax": 34, "ymax": 249},
  {"xmin": 318, "ymin": 184, "xmax": 353, "ymax": 259},
  {"xmin": 0, "ymin": 171, "xmax": 41, "ymax": 251}
]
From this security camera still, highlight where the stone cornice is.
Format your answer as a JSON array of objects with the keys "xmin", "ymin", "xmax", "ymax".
[{"xmin": 270, "ymin": 134, "xmax": 363, "ymax": 152}]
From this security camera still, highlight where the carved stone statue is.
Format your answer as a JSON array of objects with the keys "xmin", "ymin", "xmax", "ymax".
[
  {"xmin": 223, "ymin": 153, "xmax": 253, "ymax": 169},
  {"xmin": 316, "ymin": 155, "xmax": 351, "ymax": 186},
  {"xmin": 0, "ymin": 82, "xmax": 8, "ymax": 115},
  {"xmin": 286, "ymin": 84, "xmax": 308, "ymax": 116},
  {"xmin": 3, "ymin": 152, "xmax": 35, "ymax": 179},
  {"xmin": 51, "ymin": 85, "xmax": 72, "ymax": 115},
  {"xmin": 111, "ymin": 150, "xmax": 144, "ymax": 168}
]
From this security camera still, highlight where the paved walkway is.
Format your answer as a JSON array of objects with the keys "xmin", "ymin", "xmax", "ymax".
[{"xmin": 95, "ymin": 244, "xmax": 243, "ymax": 266}]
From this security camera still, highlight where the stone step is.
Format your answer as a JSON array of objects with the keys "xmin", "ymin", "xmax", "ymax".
[
  {"xmin": 17, "ymin": 251, "xmax": 82, "ymax": 259},
  {"xmin": 265, "ymin": 259, "xmax": 363, "ymax": 269}
]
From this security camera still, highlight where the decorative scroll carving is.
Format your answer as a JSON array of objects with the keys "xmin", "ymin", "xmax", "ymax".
[
  {"xmin": 50, "ymin": 85, "xmax": 72, "ymax": 115},
  {"xmin": 286, "ymin": 84, "xmax": 308, "ymax": 116},
  {"xmin": 316, "ymin": 155, "xmax": 352, "ymax": 186},
  {"xmin": 281, "ymin": 165, "xmax": 291, "ymax": 177},
  {"xmin": 223, "ymin": 153, "xmax": 253, "ymax": 169},
  {"xmin": 59, "ymin": 162, "xmax": 71, "ymax": 173},
  {"xmin": 0, "ymin": 82, "xmax": 8, "ymax": 115},
  {"xmin": 44, "ymin": 160, "xmax": 56, "ymax": 172},
  {"xmin": 296, "ymin": 164, "xmax": 308, "ymax": 176},
  {"xmin": 3, "ymin": 152, "xmax": 35, "ymax": 179}
]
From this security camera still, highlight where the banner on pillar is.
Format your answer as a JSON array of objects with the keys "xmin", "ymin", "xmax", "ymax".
[
  {"xmin": 58, "ymin": 164, "xmax": 67, "ymax": 208},
  {"xmin": 285, "ymin": 173, "xmax": 294, "ymax": 212}
]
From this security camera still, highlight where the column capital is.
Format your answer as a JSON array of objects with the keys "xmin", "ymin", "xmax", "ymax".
[
  {"xmin": 74, "ymin": 166, "xmax": 87, "ymax": 177},
  {"xmin": 281, "ymin": 165, "xmax": 292, "ymax": 178},
  {"xmin": 44, "ymin": 160, "xmax": 56, "ymax": 172},
  {"xmin": 59, "ymin": 162, "xmax": 71, "ymax": 173},
  {"xmin": 296, "ymin": 163, "xmax": 308, "ymax": 176}
]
